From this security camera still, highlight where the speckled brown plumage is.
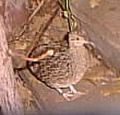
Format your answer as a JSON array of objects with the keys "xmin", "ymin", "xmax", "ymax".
[{"xmin": 27, "ymin": 32, "xmax": 93, "ymax": 101}]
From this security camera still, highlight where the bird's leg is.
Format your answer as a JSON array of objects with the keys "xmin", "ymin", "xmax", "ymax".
[
  {"xmin": 67, "ymin": 85, "xmax": 85, "ymax": 101},
  {"xmin": 70, "ymin": 85, "xmax": 85, "ymax": 95},
  {"xmin": 56, "ymin": 88, "xmax": 74, "ymax": 101},
  {"xmin": 69, "ymin": 85, "xmax": 78, "ymax": 93}
]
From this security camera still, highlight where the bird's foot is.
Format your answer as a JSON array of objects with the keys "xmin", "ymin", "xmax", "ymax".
[
  {"xmin": 56, "ymin": 85, "xmax": 86, "ymax": 101},
  {"xmin": 62, "ymin": 91, "xmax": 85, "ymax": 101}
]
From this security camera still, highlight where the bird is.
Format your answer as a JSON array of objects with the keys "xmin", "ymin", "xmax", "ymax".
[{"xmin": 27, "ymin": 32, "xmax": 93, "ymax": 101}]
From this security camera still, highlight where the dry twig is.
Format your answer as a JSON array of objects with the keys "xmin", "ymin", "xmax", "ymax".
[{"xmin": 8, "ymin": 49, "xmax": 54, "ymax": 62}]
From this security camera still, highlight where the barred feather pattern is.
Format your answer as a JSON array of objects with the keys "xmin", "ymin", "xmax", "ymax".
[{"xmin": 28, "ymin": 33, "xmax": 91, "ymax": 89}]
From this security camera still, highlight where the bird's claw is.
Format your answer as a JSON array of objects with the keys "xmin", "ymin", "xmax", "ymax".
[{"xmin": 63, "ymin": 91, "xmax": 85, "ymax": 101}]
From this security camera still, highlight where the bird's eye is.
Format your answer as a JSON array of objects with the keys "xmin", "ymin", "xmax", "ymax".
[{"xmin": 76, "ymin": 37, "xmax": 79, "ymax": 40}]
